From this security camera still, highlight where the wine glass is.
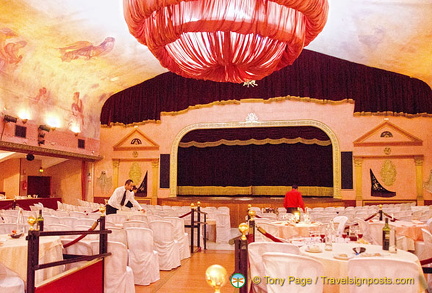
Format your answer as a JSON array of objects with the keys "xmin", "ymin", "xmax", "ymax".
[
  {"xmin": 342, "ymin": 231, "xmax": 348, "ymax": 242},
  {"xmin": 27, "ymin": 216, "xmax": 36, "ymax": 230}
]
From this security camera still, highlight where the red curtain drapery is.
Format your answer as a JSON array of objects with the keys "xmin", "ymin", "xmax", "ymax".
[{"xmin": 123, "ymin": 0, "xmax": 328, "ymax": 83}]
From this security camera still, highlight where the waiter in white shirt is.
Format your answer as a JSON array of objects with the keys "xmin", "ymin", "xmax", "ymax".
[{"xmin": 106, "ymin": 179, "xmax": 144, "ymax": 214}]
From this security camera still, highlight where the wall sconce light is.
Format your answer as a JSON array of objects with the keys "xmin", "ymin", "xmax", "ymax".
[
  {"xmin": 39, "ymin": 166, "xmax": 44, "ymax": 173},
  {"xmin": 38, "ymin": 125, "xmax": 51, "ymax": 132},
  {"xmin": 21, "ymin": 119, "xmax": 28, "ymax": 124},
  {"xmin": 3, "ymin": 115, "xmax": 18, "ymax": 123}
]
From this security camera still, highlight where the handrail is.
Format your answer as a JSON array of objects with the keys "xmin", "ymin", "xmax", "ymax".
[{"xmin": 26, "ymin": 215, "xmax": 111, "ymax": 293}]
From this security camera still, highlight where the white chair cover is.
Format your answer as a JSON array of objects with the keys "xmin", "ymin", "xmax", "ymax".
[
  {"xmin": 61, "ymin": 239, "xmax": 92, "ymax": 271},
  {"xmin": 347, "ymin": 258, "xmax": 421, "ymax": 293},
  {"xmin": 262, "ymin": 252, "xmax": 324, "ymax": 293},
  {"xmin": 0, "ymin": 223, "xmax": 17, "ymax": 234},
  {"xmin": 248, "ymin": 242, "xmax": 301, "ymax": 293},
  {"xmin": 106, "ymin": 214, "xmax": 128, "ymax": 226},
  {"xmin": 214, "ymin": 212, "xmax": 231, "ymax": 243},
  {"xmin": 57, "ymin": 216, "xmax": 77, "ymax": 227},
  {"xmin": 333, "ymin": 216, "xmax": 348, "ymax": 235},
  {"xmin": 149, "ymin": 220, "xmax": 181, "ymax": 270},
  {"xmin": 90, "ymin": 241, "xmax": 135, "ymax": 293},
  {"xmin": 74, "ymin": 218, "xmax": 97, "ymax": 228},
  {"xmin": 108, "ymin": 227, "xmax": 128, "ymax": 246},
  {"xmin": 122, "ymin": 220, "xmax": 149, "ymax": 229},
  {"xmin": 0, "ymin": 262, "xmax": 24, "ymax": 293},
  {"xmin": 125, "ymin": 227, "xmax": 160, "ymax": 285},
  {"xmin": 256, "ymin": 223, "xmax": 280, "ymax": 242},
  {"xmin": 355, "ymin": 218, "xmax": 379, "ymax": 244},
  {"xmin": 164, "ymin": 217, "xmax": 191, "ymax": 260}
]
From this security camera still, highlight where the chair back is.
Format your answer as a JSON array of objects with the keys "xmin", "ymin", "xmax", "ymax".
[
  {"xmin": 332, "ymin": 216, "xmax": 348, "ymax": 235},
  {"xmin": 248, "ymin": 242, "xmax": 301, "ymax": 293},
  {"xmin": 106, "ymin": 214, "xmax": 128, "ymax": 225},
  {"xmin": 108, "ymin": 227, "xmax": 128, "ymax": 246},
  {"xmin": 123, "ymin": 220, "xmax": 149, "ymax": 229},
  {"xmin": 262, "ymin": 252, "xmax": 324, "ymax": 293},
  {"xmin": 90, "ymin": 241, "xmax": 135, "ymax": 293},
  {"xmin": 347, "ymin": 257, "xmax": 420, "ymax": 293}
]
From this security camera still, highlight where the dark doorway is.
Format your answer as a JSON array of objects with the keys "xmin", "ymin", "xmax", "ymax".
[{"xmin": 27, "ymin": 176, "xmax": 51, "ymax": 198}]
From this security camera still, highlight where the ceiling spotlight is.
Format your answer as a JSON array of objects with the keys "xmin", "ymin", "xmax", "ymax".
[{"xmin": 3, "ymin": 115, "xmax": 17, "ymax": 123}]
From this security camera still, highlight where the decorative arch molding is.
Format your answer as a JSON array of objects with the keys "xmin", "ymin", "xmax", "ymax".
[{"xmin": 170, "ymin": 120, "xmax": 341, "ymax": 198}]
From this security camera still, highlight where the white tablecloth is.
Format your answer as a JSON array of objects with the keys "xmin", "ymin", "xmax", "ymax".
[
  {"xmin": 0, "ymin": 234, "xmax": 63, "ymax": 285},
  {"xmin": 300, "ymin": 242, "xmax": 426, "ymax": 293},
  {"xmin": 368, "ymin": 220, "xmax": 427, "ymax": 250},
  {"xmin": 272, "ymin": 221, "xmax": 321, "ymax": 239}
]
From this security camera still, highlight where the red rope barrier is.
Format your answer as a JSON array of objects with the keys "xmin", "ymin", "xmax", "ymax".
[
  {"xmin": 179, "ymin": 211, "xmax": 192, "ymax": 218},
  {"xmin": 256, "ymin": 226, "xmax": 283, "ymax": 243},
  {"xmin": 421, "ymin": 257, "xmax": 432, "ymax": 266},
  {"xmin": 62, "ymin": 220, "xmax": 99, "ymax": 248}
]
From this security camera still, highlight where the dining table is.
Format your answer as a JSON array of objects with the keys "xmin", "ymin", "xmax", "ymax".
[
  {"xmin": 0, "ymin": 234, "xmax": 64, "ymax": 285},
  {"xmin": 271, "ymin": 221, "xmax": 322, "ymax": 239},
  {"xmin": 367, "ymin": 219, "xmax": 427, "ymax": 250},
  {"xmin": 300, "ymin": 242, "xmax": 427, "ymax": 293}
]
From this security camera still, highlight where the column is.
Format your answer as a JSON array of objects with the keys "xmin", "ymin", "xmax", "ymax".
[
  {"xmin": 414, "ymin": 157, "xmax": 424, "ymax": 205},
  {"xmin": 151, "ymin": 160, "xmax": 159, "ymax": 205},
  {"xmin": 354, "ymin": 157, "xmax": 363, "ymax": 206},
  {"xmin": 112, "ymin": 159, "xmax": 120, "ymax": 189}
]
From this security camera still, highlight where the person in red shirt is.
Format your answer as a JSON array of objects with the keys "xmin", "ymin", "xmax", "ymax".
[{"xmin": 283, "ymin": 184, "xmax": 305, "ymax": 213}]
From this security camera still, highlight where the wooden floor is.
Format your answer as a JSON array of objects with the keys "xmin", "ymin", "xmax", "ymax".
[{"xmin": 135, "ymin": 249, "xmax": 236, "ymax": 293}]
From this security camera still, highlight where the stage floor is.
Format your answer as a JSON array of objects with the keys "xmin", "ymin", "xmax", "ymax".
[{"xmin": 158, "ymin": 196, "xmax": 345, "ymax": 227}]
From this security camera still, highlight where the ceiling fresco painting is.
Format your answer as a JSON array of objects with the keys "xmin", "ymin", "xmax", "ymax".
[{"xmin": 0, "ymin": 0, "xmax": 431, "ymax": 137}]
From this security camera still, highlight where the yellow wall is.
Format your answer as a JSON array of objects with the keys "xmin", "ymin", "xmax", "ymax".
[
  {"xmin": 0, "ymin": 158, "xmax": 20, "ymax": 198},
  {"xmin": 44, "ymin": 160, "xmax": 82, "ymax": 205}
]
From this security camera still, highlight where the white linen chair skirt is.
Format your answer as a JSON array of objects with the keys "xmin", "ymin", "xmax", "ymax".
[
  {"xmin": 90, "ymin": 241, "xmax": 135, "ymax": 293},
  {"xmin": 347, "ymin": 257, "xmax": 422, "ymax": 293},
  {"xmin": 262, "ymin": 252, "xmax": 324, "ymax": 293},
  {"xmin": 0, "ymin": 263, "xmax": 25, "ymax": 293},
  {"xmin": 248, "ymin": 242, "xmax": 301, "ymax": 293},
  {"xmin": 125, "ymin": 227, "xmax": 160, "ymax": 285},
  {"xmin": 149, "ymin": 220, "xmax": 181, "ymax": 270}
]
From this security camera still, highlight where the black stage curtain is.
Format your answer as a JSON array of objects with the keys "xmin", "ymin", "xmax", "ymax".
[
  {"xmin": 101, "ymin": 49, "xmax": 432, "ymax": 125},
  {"xmin": 177, "ymin": 127, "xmax": 333, "ymax": 188}
]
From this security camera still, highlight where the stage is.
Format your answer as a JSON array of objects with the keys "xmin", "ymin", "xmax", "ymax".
[{"xmin": 158, "ymin": 196, "xmax": 345, "ymax": 227}]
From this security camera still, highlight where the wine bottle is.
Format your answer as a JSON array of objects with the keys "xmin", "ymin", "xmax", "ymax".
[
  {"xmin": 382, "ymin": 217, "xmax": 390, "ymax": 250},
  {"xmin": 37, "ymin": 210, "xmax": 44, "ymax": 231}
]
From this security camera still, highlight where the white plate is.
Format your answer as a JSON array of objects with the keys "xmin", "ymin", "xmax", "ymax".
[
  {"xmin": 305, "ymin": 246, "xmax": 322, "ymax": 253},
  {"xmin": 333, "ymin": 253, "xmax": 354, "ymax": 260},
  {"xmin": 359, "ymin": 252, "xmax": 390, "ymax": 257}
]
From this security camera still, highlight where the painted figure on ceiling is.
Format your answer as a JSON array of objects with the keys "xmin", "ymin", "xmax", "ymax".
[
  {"xmin": 0, "ymin": 28, "xmax": 27, "ymax": 72},
  {"xmin": 69, "ymin": 91, "xmax": 84, "ymax": 131},
  {"xmin": 59, "ymin": 37, "xmax": 115, "ymax": 62}
]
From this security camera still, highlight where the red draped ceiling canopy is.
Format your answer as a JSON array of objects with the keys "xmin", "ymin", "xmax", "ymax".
[{"xmin": 123, "ymin": 0, "xmax": 329, "ymax": 83}]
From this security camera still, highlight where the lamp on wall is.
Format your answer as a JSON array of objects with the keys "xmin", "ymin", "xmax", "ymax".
[
  {"xmin": 38, "ymin": 125, "xmax": 51, "ymax": 146},
  {"xmin": 3, "ymin": 115, "xmax": 18, "ymax": 123},
  {"xmin": 124, "ymin": 0, "xmax": 328, "ymax": 83},
  {"xmin": 38, "ymin": 125, "xmax": 51, "ymax": 132},
  {"xmin": 39, "ymin": 166, "xmax": 44, "ymax": 173}
]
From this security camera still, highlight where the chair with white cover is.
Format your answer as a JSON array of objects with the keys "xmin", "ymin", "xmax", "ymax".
[
  {"xmin": 347, "ymin": 258, "xmax": 421, "ymax": 293},
  {"xmin": 129, "ymin": 214, "xmax": 149, "ymax": 222},
  {"xmin": 149, "ymin": 220, "xmax": 181, "ymax": 270},
  {"xmin": 0, "ymin": 223, "xmax": 17, "ymax": 234},
  {"xmin": 61, "ymin": 239, "xmax": 93, "ymax": 271},
  {"xmin": 415, "ymin": 228, "xmax": 432, "ymax": 289},
  {"xmin": 108, "ymin": 227, "xmax": 128, "ymax": 246},
  {"xmin": 0, "ymin": 262, "xmax": 24, "ymax": 293},
  {"xmin": 355, "ymin": 218, "xmax": 378, "ymax": 244},
  {"xmin": 248, "ymin": 242, "xmax": 301, "ymax": 293},
  {"xmin": 214, "ymin": 212, "xmax": 231, "ymax": 243},
  {"xmin": 74, "ymin": 218, "xmax": 97, "ymax": 228},
  {"xmin": 90, "ymin": 241, "xmax": 135, "ymax": 293},
  {"xmin": 106, "ymin": 214, "xmax": 128, "ymax": 226},
  {"xmin": 262, "ymin": 252, "xmax": 324, "ymax": 293},
  {"xmin": 256, "ymin": 222, "xmax": 281, "ymax": 242},
  {"xmin": 164, "ymin": 217, "xmax": 190, "ymax": 259},
  {"xmin": 122, "ymin": 220, "xmax": 149, "ymax": 229},
  {"xmin": 57, "ymin": 216, "xmax": 77, "ymax": 228},
  {"xmin": 333, "ymin": 215, "xmax": 348, "ymax": 235},
  {"xmin": 125, "ymin": 227, "xmax": 160, "ymax": 285}
]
